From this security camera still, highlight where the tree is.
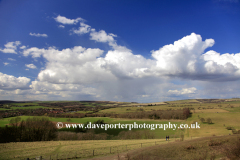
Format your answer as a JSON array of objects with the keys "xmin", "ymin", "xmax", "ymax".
[
  {"xmin": 9, "ymin": 116, "xmax": 21, "ymax": 127},
  {"xmin": 207, "ymin": 118, "xmax": 212, "ymax": 124},
  {"xmin": 21, "ymin": 117, "xmax": 57, "ymax": 141},
  {"xmin": 1, "ymin": 117, "xmax": 58, "ymax": 142},
  {"xmin": 200, "ymin": 118, "xmax": 205, "ymax": 123}
]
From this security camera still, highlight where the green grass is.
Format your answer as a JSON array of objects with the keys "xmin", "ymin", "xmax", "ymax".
[
  {"xmin": 165, "ymin": 99, "xmax": 200, "ymax": 104},
  {"xmin": 87, "ymin": 118, "xmax": 184, "ymax": 138},
  {"xmin": 98, "ymin": 105, "xmax": 187, "ymax": 113},
  {"xmin": 1, "ymin": 100, "xmax": 239, "ymax": 139},
  {"xmin": 9, "ymin": 106, "xmax": 48, "ymax": 110},
  {"xmin": 223, "ymin": 100, "xmax": 240, "ymax": 104},
  {"xmin": 223, "ymin": 106, "xmax": 240, "ymax": 112},
  {"xmin": 0, "ymin": 108, "xmax": 11, "ymax": 110},
  {"xmin": 97, "ymin": 102, "xmax": 236, "ymax": 114},
  {"xmin": 186, "ymin": 111, "xmax": 240, "ymax": 137},
  {"xmin": 50, "ymin": 117, "xmax": 113, "ymax": 124},
  {"xmin": 52, "ymin": 117, "xmax": 185, "ymax": 138},
  {"xmin": 0, "ymin": 116, "xmax": 37, "ymax": 127},
  {"xmin": 1, "ymin": 102, "xmax": 239, "ymax": 138},
  {"xmin": 11, "ymin": 103, "xmax": 39, "ymax": 106},
  {"xmin": 37, "ymin": 101, "xmax": 81, "ymax": 103},
  {"xmin": 0, "ymin": 138, "xmax": 177, "ymax": 160},
  {"xmin": 194, "ymin": 108, "xmax": 228, "ymax": 113},
  {"xmin": 0, "ymin": 118, "xmax": 10, "ymax": 127},
  {"xmin": 2, "ymin": 99, "xmax": 240, "ymax": 159},
  {"xmin": 1, "ymin": 102, "xmax": 49, "ymax": 110},
  {"xmin": 0, "ymin": 116, "xmax": 184, "ymax": 138},
  {"xmin": 1, "ymin": 135, "xmax": 238, "ymax": 160}
]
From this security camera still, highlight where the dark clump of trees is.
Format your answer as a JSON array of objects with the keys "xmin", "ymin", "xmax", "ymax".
[
  {"xmin": 117, "ymin": 108, "xmax": 191, "ymax": 120},
  {"xmin": 0, "ymin": 117, "xmax": 57, "ymax": 143}
]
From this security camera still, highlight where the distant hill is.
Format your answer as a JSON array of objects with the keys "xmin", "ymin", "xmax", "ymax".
[
  {"xmin": 0, "ymin": 100, "xmax": 39, "ymax": 104},
  {"xmin": 0, "ymin": 100, "xmax": 17, "ymax": 104}
]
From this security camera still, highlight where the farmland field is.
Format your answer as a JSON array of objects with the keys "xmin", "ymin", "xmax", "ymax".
[
  {"xmin": 0, "ymin": 116, "xmax": 185, "ymax": 138},
  {"xmin": 1, "ymin": 98, "xmax": 240, "ymax": 159},
  {"xmin": 10, "ymin": 106, "xmax": 48, "ymax": 110},
  {"xmin": 0, "ymin": 138, "xmax": 195, "ymax": 160},
  {"xmin": 98, "ymin": 105, "xmax": 187, "ymax": 113}
]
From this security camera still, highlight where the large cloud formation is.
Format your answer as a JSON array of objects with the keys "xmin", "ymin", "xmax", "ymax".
[
  {"xmin": 1, "ymin": 15, "xmax": 240, "ymax": 101},
  {"xmin": 0, "ymin": 73, "xmax": 30, "ymax": 90}
]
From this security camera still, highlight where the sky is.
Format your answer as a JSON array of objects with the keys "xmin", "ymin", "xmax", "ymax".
[{"xmin": 0, "ymin": 0, "xmax": 240, "ymax": 102}]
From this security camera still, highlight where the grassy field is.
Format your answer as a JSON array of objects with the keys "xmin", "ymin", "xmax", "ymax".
[
  {"xmin": 1, "ymin": 99, "xmax": 240, "ymax": 159},
  {"xmin": 0, "ymin": 116, "xmax": 38, "ymax": 127},
  {"xmin": 0, "ymin": 138, "xmax": 196, "ymax": 160},
  {"xmin": 165, "ymin": 99, "xmax": 200, "ymax": 104},
  {"xmin": 1, "ymin": 98, "xmax": 240, "ymax": 138},
  {"xmin": 97, "ymin": 99, "xmax": 240, "ymax": 114},
  {"xmin": 128, "ymin": 134, "xmax": 240, "ymax": 160},
  {"xmin": 11, "ymin": 103, "xmax": 39, "ymax": 106},
  {"xmin": 94, "ymin": 99, "xmax": 240, "ymax": 138},
  {"xmin": 1, "ymin": 135, "xmax": 238, "ymax": 160},
  {"xmin": 10, "ymin": 106, "xmax": 48, "ymax": 110},
  {"xmin": 98, "ymin": 105, "xmax": 187, "ymax": 113},
  {"xmin": 185, "ymin": 112, "xmax": 240, "ymax": 138},
  {"xmin": 0, "ymin": 116, "xmax": 185, "ymax": 138},
  {"xmin": 0, "ymin": 102, "xmax": 48, "ymax": 110},
  {"xmin": 0, "ymin": 108, "xmax": 11, "ymax": 111}
]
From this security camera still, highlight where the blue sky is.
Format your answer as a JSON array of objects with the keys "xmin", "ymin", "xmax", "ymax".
[{"xmin": 0, "ymin": 0, "xmax": 240, "ymax": 102}]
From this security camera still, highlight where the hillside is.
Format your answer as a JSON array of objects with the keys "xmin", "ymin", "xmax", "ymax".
[{"xmin": 0, "ymin": 98, "xmax": 240, "ymax": 159}]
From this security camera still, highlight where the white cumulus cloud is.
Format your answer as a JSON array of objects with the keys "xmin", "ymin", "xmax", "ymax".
[
  {"xmin": 3, "ymin": 62, "xmax": 9, "ymax": 66},
  {"xmin": 8, "ymin": 58, "xmax": 16, "ymax": 61},
  {"xmin": 22, "ymin": 32, "xmax": 240, "ymax": 86},
  {"xmin": 168, "ymin": 87, "xmax": 197, "ymax": 95},
  {"xmin": 90, "ymin": 30, "xmax": 116, "ymax": 43},
  {"xmin": 25, "ymin": 64, "xmax": 37, "ymax": 69},
  {"xmin": 72, "ymin": 22, "xmax": 91, "ymax": 34},
  {"xmin": 20, "ymin": 46, "xmax": 26, "ymax": 49},
  {"xmin": 5, "ymin": 19, "xmax": 239, "ymax": 102},
  {"xmin": 0, "ymin": 72, "xmax": 30, "ymax": 90},
  {"xmin": 58, "ymin": 25, "xmax": 65, "ymax": 28},
  {"xmin": 54, "ymin": 15, "xmax": 83, "ymax": 25},
  {"xmin": 70, "ymin": 20, "xmax": 131, "ymax": 52},
  {"xmin": 151, "ymin": 33, "xmax": 215, "ymax": 75},
  {"xmin": 0, "ymin": 41, "xmax": 21, "ymax": 54},
  {"xmin": 29, "ymin": 33, "xmax": 48, "ymax": 38},
  {"xmin": 23, "ymin": 47, "xmax": 47, "ymax": 58},
  {"xmin": 30, "ymin": 81, "xmax": 98, "ymax": 96}
]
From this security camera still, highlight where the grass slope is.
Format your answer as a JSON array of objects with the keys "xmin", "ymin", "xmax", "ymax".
[{"xmin": 0, "ymin": 139, "xmax": 171, "ymax": 160}]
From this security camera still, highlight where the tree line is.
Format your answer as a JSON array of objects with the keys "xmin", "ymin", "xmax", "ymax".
[{"xmin": 0, "ymin": 117, "xmax": 57, "ymax": 143}]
